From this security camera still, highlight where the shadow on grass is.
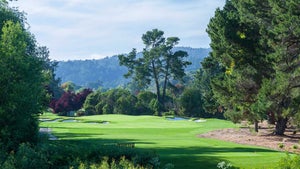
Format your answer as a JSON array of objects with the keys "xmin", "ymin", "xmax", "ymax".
[
  {"xmin": 139, "ymin": 146, "xmax": 277, "ymax": 169},
  {"xmin": 45, "ymin": 128, "xmax": 277, "ymax": 169},
  {"xmin": 48, "ymin": 136, "xmax": 275, "ymax": 168}
]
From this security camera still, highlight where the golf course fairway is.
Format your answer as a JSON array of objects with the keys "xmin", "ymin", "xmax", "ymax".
[{"xmin": 40, "ymin": 113, "xmax": 287, "ymax": 168}]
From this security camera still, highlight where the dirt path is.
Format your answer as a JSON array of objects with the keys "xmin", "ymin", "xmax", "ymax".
[{"xmin": 198, "ymin": 122, "xmax": 300, "ymax": 154}]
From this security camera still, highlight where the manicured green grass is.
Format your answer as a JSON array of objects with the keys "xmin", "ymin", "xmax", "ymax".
[{"xmin": 40, "ymin": 113, "xmax": 286, "ymax": 169}]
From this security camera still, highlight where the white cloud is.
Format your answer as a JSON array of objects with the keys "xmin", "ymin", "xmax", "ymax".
[{"xmin": 10, "ymin": 0, "xmax": 225, "ymax": 60}]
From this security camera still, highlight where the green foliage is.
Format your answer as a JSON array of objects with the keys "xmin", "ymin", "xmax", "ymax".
[
  {"xmin": 217, "ymin": 161, "xmax": 233, "ymax": 169},
  {"xmin": 149, "ymin": 99, "xmax": 160, "ymax": 116},
  {"xmin": 83, "ymin": 89, "xmax": 103, "ymax": 115},
  {"xmin": 179, "ymin": 88, "xmax": 205, "ymax": 117},
  {"xmin": 276, "ymin": 154, "xmax": 300, "ymax": 169},
  {"xmin": 205, "ymin": 0, "xmax": 300, "ymax": 135},
  {"xmin": 0, "ymin": 143, "xmax": 48, "ymax": 169},
  {"xmin": 135, "ymin": 91, "xmax": 157, "ymax": 115},
  {"xmin": 194, "ymin": 60, "xmax": 222, "ymax": 114},
  {"xmin": 0, "ymin": 142, "xmax": 159, "ymax": 169},
  {"xmin": 119, "ymin": 29, "xmax": 190, "ymax": 115},
  {"xmin": 83, "ymin": 88, "xmax": 149, "ymax": 115},
  {"xmin": 115, "ymin": 94, "xmax": 137, "ymax": 115},
  {"xmin": 61, "ymin": 81, "xmax": 77, "ymax": 92},
  {"xmin": 205, "ymin": 0, "xmax": 270, "ymax": 128},
  {"xmin": 278, "ymin": 143, "xmax": 285, "ymax": 149},
  {"xmin": 0, "ymin": 16, "xmax": 46, "ymax": 151}
]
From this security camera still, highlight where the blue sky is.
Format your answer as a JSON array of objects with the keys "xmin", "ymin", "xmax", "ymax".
[{"xmin": 10, "ymin": 0, "xmax": 225, "ymax": 61}]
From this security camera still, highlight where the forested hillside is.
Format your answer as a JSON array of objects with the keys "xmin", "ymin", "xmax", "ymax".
[{"xmin": 55, "ymin": 47, "xmax": 210, "ymax": 88}]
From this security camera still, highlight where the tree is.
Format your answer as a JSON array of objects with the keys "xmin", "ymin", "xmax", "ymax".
[
  {"xmin": 0, "ymin": 19, "xmax": 46, "ymax": 150},
  {"xmin": 38, "ymin": 46, "xmax": 63, "ymax": 100},
  {"xmin": 206, "ymin": 0, "xmax": 300, "ymax": 135},
  {"xmin": 247, "ymin": 0, "xmax": 300, "ymax": 135},
  {"xmin": 119, "ymin": 29, "xmax": 190, "ymax": 115},
  {"xmin": 61, "ymin": 81, "xmax": 77, "ymax": 92},
  {"xmin": 179, "ymin": 88, "xmax": 205, "ymax": 117},
  {"xmin": 135, "ymin": 91, "xmax": 157, "ymax": 115},
  {"xmin": 83, "ymin": 89, "xmax": 103, "ymax": 115},
  {"xmin": 205, "ymin": 0, "xmax": 271, "ymax": 132},
  {"xmin": 50, "ymin": 89, "xmax": 92, "ymax": 115},
  {"xmin": 232, "ymin": 0, "xmax": 300, "ymax": 135},
  {"xmin": 195, "ymin": 57, "xmax": 224, "ymax": 116}
]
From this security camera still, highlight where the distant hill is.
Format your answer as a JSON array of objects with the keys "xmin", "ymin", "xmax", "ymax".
[{"xmin": 55, "ymin": 47, "xmax": 210, "ymax": 89}]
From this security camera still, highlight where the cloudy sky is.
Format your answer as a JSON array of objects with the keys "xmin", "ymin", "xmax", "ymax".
[{"xmin": 10, "ymin": 0, "xmax": 225, "ymax": 61}]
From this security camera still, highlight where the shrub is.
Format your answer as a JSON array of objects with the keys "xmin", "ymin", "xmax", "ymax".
[
  {"xmin": 179, "ymin": 88, "xmax": 209, "ymax": 117},
  {"xmin": 217, "ymin": 161, "xmax": 233, "ymax": 169},
  {"xmin": 115, "ymin": 95, "xmax": 137, "ymax": 115},
  {"xmin": 135, "ymin": 91, "xmax": 157, "ymax": 115},
  {"xmin": 0, "ymin": 143, "xmax": 48, "ymax": 169},
  {"xmin": 276, "ymin": 154, "xmax": 300, "ymax": 169},
  {"xmin": 150, "ymin": 99, "xmax": 160, "ymax": 116},
  {"xmin": 292, "ymin": 145, "xmax": 298, "ymax": 150},
  {"xmin": 0, "ymin": 141, "xmax": 161, "ymax": 169},
  {"xmin": 278, "ymin": 143, "xmax": 285, "ymax": 149}
]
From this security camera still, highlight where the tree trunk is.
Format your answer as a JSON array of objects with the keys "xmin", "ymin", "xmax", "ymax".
[
  {"xmin": 275, "ymin": 117, "xmax": 288, "ymax": 135},
  {"xmin": 254, "ymin": 120, "xmax": 259, "ymax": 132},
  {"xmin": 162, "ymin": 64, "xmax": 169, "ymax": 108},
  {"xmin": 152, "ymin": 61, "xmax": 162, "ymax": 116}
]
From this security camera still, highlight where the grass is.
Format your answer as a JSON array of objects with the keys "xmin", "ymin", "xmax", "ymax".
[{"xmin": 40, "ymin": 113, "xmax": 286, "ymax": 169}]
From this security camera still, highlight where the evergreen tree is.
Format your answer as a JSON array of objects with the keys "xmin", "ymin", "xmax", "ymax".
[
  {"xmin": 206, "ymin": 0, "xmax": 300, "ymax": 135},
  {"xmin": 119, "ymin": 29, "xmax": 190, "ymax": 115}
]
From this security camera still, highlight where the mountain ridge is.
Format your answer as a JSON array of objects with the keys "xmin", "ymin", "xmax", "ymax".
[{"xmin": 55, "ymin": 47, "xmax": 210, "ymax": 89}]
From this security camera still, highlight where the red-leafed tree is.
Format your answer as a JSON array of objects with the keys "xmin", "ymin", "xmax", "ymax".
[
  {"xmin": 73, "ymin": 89, "xmax": 93, "ymax": 110},
  {"xmin": 50, "ymin": 89, "xmax": 92, "ymax": 115}
]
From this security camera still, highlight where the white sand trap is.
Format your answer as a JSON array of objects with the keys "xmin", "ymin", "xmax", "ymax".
[
  {"xmin": 62, "ymin": 119, "xmax": 77, "ymax": 122},
  {"xmin": 195, "ymin": 119, "xmax": 206, "ymax": 123}
]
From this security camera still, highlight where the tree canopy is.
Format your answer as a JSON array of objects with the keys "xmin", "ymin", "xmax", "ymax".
[
  {"xmin": 204, "ymin": 0, "xmax": 300, "ymax": 135},
  {"xmin": 0, "ymin": 1, "xmax": 53, "ymax": 151},
  {"xmin": 118, "ymin": 29, "xmax": 190, "ymax": 115}
]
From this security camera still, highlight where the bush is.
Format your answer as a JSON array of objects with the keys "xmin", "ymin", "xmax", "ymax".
[
  {"xmin": 136, "ymin": 91, "xmax": 157, "ymax": 115},
  {"xmin": 292, "ymin": 145, "xmax": 298, "ymax": 150},
  {"xmin": 0, "ymin": 143, "xmax": 48, "ymax": 169},
  {"xmin": 150, "ymin": 99, "xmax": 160, "ymax": 116},
  {"xmin": 179, "ymin": 88, "xmax": 205, "ymax": 117},
  {"xmin": 0, "ymin": 142, "xmax": 160, "ymax": 169},
  {"xmin": 278, "ymin": 143, "xmax": 285, "ymax": 149},
  {"xmin": 115, "ymin": 95, "xmax": 137, "ymax": 115},
  {"xmin": 276, "ymin": 154, "xmax": 300, "ymax": 169},
  {"xmin": 217, "ymin": 161, "xmax": 233, "ymax": 169}
]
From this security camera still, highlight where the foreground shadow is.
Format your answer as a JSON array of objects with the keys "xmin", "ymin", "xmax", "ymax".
[
  {"xmin": 142, "ymin": 146, "xmax": 276, "ymax": 169},
  {"xmin": 45, "ymin": 128, "xmax": 278, "ymax": 169},
  {"xmin": 48, "ymin": 136, "xmax": 275, "ymax": 169}
]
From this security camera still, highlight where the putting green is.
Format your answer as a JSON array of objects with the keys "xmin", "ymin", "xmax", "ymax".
[{"xmin": 40, "ymin": 113, "xmax": 286, "ymax": 169}]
